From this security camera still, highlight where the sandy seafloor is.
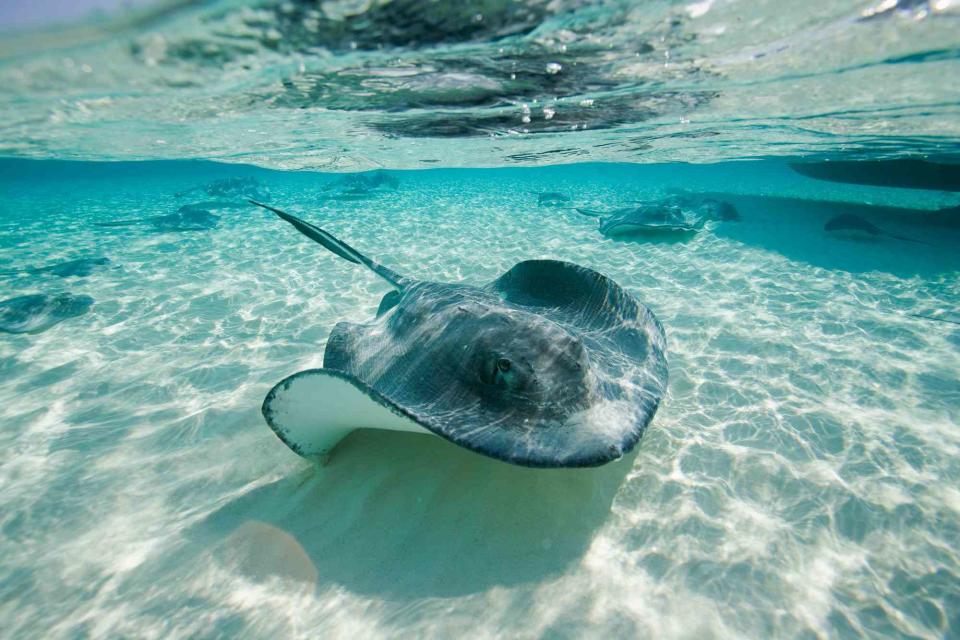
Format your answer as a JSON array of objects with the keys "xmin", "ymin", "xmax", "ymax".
[{"xmin": 0, "ymin": 159, "xmax": 959, "ymax": 638}]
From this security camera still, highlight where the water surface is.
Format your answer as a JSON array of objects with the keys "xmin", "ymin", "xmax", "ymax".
[{"xmin": 2, "ymin": 0, "xmax": 960, "ymax": 637}]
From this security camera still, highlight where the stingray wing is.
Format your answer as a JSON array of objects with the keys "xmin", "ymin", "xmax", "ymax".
[
  {"xmin": 487, "ymin": 260, "xmax": 668, "ymax": 460},
  {"xmin": 262, "ymin": 368, "xmax": 430, "ymax": 461}
]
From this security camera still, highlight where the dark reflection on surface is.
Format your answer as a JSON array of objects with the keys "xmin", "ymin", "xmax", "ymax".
[{"xmin": 791, "ymin": 159, "xmax": 960, "ymax": 192}]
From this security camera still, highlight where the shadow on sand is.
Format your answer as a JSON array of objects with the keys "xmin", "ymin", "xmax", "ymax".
[
  {"xmin": 604, "ymin": 229, "xmax": 700, "ymax": 246},
  {"xmin": 190, "ymin": 428, "xmax": 632, "ymax": 599},
  {"xmin": 706, "ymin": 194, "xmax": 960, "ymax": 277}
]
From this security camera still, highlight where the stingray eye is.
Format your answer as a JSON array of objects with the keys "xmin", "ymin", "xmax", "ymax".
[{"xmin": 497, "ymin": 358, "xmax": 512, "ymax": 373}]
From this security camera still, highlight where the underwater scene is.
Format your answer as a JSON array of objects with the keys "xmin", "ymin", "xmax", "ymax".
[{"xmin": 1, "ymin": 1, "xmax": 960, "ymax": 639}]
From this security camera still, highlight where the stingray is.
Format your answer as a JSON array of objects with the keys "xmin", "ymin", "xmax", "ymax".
[
  {"xmin": 179, "ymin": 200, "xmax": 254, "ymax": 212},
  {"xmin": 0, "ymin": 257, "xmax": 110, "ymax": 278},
  {"xmin": 824, "ymin": 214, "xmax": 927, "ymax": 244},
  {"xmin": 325, "ymin": 171, "xmax": 399, "ymax": 195},
  {"xmin": 577, "ymin": 204, "xmax": 705, "ymax": 238},
  {"xmin": 640, "ymin": 193, "xmax": 741, "ymax": 222},
  {"xmin": 329, "ymin": 187, "xmax": 382, "ymax": 201},
  {"xmin": 694, "ymin": 198, "xmax": 740, "ymax": 222},
  {"xmin": 250, "ymin": 200, "xmax": 668, "ymax": 468},
  {"xmin": 96, "ymin": 206, "xmax": 221, "ymax": 232},
  {"xmin": 0, "ymin": 293, "xmax": 93, "ymax": 334},
  {"xmin": 538, "ymin": 192, "xmax": 571, "ymax": 206},
  {"xmin": 176, "ymin": 177, "xmax": 270, "ymax": 202}
]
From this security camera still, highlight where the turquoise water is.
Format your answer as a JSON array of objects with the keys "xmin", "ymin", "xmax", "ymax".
[
  {"xmin": 2, "ymin": 159, "xmax": 959, "ymax": 638},
  {"xmin": 2, "ymin": 1, "xmax": 960, "ymax": 638}
]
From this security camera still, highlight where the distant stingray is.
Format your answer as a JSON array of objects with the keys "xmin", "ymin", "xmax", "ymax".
[
  {"xmin": 325, "ymin": 171, "xmax": 399, "ymax": 197},
  {"xmin": 538, "ymin": 192, "xmax": 571, "ymax": 206},
  {"xmin": 824, "ymin": 214, "xmax": 928, "ymax": 245},
  {"xmin": 0, "ymin": 294, "xmax": 93, "ymax": 334},
  {"xmin": 0, "ymin": 257, "xmax": 110, "ymax": 278},
  {"xmin": 176, "ymin": 177, "xmax": 270, "ymax": 202},
  {"xmin": 249, "ymin": 199, "xmax": 668, "ymax": 468},
  {"xmin": 650, "ymin": 192, "xmax": 741, "ymax": 222},
  {"xmin": 96, "ymin": 205, "xmax": 221, "ymax": 232},
  {"xmin": 577, "ymin": 204, "xmax": 704, "ymax": 239},
  {"xmin": 695, "ymin": 198, "xmax": 740, "ymax": 222},
  {"xmin": 178, "ymin": 200, "xmax": 254, "ymax": 212}
]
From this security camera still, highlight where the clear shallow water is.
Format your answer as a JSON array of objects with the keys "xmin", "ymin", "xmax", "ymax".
[
  {"xmin": 2, "ymin": 0, "xmax": 960, "ymax": 637},
  {"xmin": 1, "ymin": 159, "xmax": 959, "ymax": 638}
]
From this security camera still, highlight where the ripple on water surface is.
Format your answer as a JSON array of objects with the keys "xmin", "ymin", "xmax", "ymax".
[{"xmin": 1, "ymin": 0, "xmax": 960, "ymax": 169}]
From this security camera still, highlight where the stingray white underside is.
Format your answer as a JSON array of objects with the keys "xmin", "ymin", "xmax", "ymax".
[{"xmin": 263, "ymin": 369, "xmax": 434, "ymax": 462}]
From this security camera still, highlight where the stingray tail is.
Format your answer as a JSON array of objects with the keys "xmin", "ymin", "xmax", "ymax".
[
  {"xmin": 910, "ymin": 313, "xmax": 960, "ymax": 326},
  {"xmin": 887, "ymin": 232, "xmax": 933, "ymax": 247},
  {"xmin": 248, "ymin": 200, "xmax": 409, "ymax": 289},
  {"xmin": 575, "ymin": 208, "xmax": 603, "ymax": 218},
  {"xmin": 94, "ymin": 220, "xmax": 142, "ymax": 227}
]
